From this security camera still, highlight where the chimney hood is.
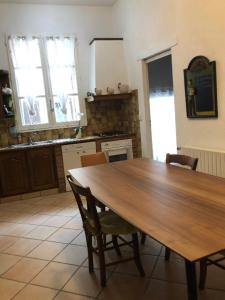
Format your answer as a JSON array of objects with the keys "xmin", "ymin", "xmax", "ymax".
[{"xmin": 89, "ymin": 38, "xmax": 129, "ymax": 95}]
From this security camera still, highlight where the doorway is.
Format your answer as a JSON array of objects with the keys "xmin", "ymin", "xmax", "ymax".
[{"xmin": 147, "ymin": 52, "xmax": 177, "ymax": 162}]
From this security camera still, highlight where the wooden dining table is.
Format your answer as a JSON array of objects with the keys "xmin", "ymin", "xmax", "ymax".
[{"xmin": 69, "ymin": 158, "xmax": 225, "ymax": 300}]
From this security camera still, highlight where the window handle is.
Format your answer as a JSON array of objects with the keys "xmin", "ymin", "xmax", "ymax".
[{"xmin": 49, "ymin": 98, "xmax": 54, "ymax": 112}]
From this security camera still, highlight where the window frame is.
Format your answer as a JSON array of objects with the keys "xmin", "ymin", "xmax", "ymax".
[{"xmin": 7, "ymin": 34, "xmax": 83, "ymax": 133}]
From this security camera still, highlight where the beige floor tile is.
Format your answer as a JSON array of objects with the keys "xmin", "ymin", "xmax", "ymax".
[
  {"xmin": 32, "ymin": 261, "xmax": 77, "ymax": 289},
  {"xmin": 21, "ymin": 191, "xmax": 41, "ymax": 200},
  {"xmin": 114, "ymin": 254, "xmax": 157, "ymax": 277},
  {"xmin": 56, "ymin": 291, "xmax": 94, "ymax": 300},
  {"xmin": 205, "ymin": 264, "xmax": 225, "ymax": 291},
  {"xmin": 42, "ymin": 215, "xmax": 72, "ymax": 227},
  {"xmin": 143, "ymin": 279, "xmax": 187, "ymax": 300},
  {"xmin": 143, "ymin": 278, "xmax": 225, "ymax": 300},
  {"xmin": 36, "ymin": 206, "xmax": 62, "ymax": 215},
  {"xmin": 14, "ymin": 284, "xmax": 58, "ymax": 300},
  {"xmin": 25, "ymin": 225, "xmax": 58, "ymax": 240},
  {"xmin": 139, "ymin": 237, "xmax": 163, "ymax": 256},
  {"xmin": 0, "ymin": 278, "xmax": 25, "ymax": 300},
  {"xmin": 0, "ymin": 222, "xmax": 35, "ymax": 237},
  {"xmin": 56, "ymin": 207, "xmax": 78, "ymax": 217},
  {"xmin": 3, "ymin": 257, "xmax": 48, "ymax": 283},
  {"xmin": 54, "ymin": 245, "xmax": 87, "ymax": 265},
  {"xmin": 152, "ymin": 257, "xmax": 186, "ymax": 284},
  {"xmin": 27, "ymin": 241, "xmax": 66, "ymax": 260},
  {"xmin": 63, "ymin": 267, "xmax": 104, "ymax": 298},
  {"xmin": 98, "ymin": 272, "xmax": 149, "ymax": 300},
  {"xmin": 3, "ymin": 238, "xmax": 41, "ymax": 256},
  {"xmin": 0, "ymin": 236, "xmax": 18, "ymax": 251},
  {"xmin": 6, "ymin": 223, "xmax": 36, "ymax": 237},
  {"xmin": 0, "ymin": 212, "xmax": 27, "ymax": 223},
  {"xmin": 47, "ymin": 228, "xmax": 81, "ymax": 243},
  {"xmin": 0, "ymin": 253, "xmax": 21, "ymax": 275},
  {"xmin": 0, "ymin": 222, "xmax": 17, "ymax": 235},
  {"xmin": 199, "ymin": 288, "xmax": 225, "ymax": 300},
  {"xmin": 82, "ymin": 249, "xmax": 126, "ymax": 272},
  {"xmin": 71, "ymin": 231, "xmax": 86, "ymax": 246},
  {"xmin": 63, "ymin": 215, "xmax": 83, "ymax": 230},
  {"xmin": 22, "ymin": 214, "xmax": 51, "ymax": 225},
  {"xmin": 41, "ymin": 188, "xmax": 59, "ymax": 196},
  {"xmin": 160, "ymin": 247, "xmax": 183, "ymax": 261}
]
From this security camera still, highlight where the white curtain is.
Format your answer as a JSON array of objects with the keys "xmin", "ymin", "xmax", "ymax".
[
  {"xmin": 9, "ymin": 36, "xmax": 42, "ymax": 125},
  {"xmin": 46, "ymin": 37, "xmax": 76, "ymax": 121}
]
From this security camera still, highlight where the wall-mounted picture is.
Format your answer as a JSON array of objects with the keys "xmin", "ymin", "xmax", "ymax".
[{"xmin": 184, "ymin": 56, "xmax": 218, "ymax": 118}]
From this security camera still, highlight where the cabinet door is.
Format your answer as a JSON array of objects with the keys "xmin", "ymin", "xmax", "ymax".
[
  {"xmin": 27, "ymin": 147, "xmax": 57, "ymax": 191},
  {"xmin": 0, "ymin": 151, "xmax": 29, "ymax": 196}
]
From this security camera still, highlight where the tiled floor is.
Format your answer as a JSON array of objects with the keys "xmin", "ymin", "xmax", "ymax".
[{"xmin": 0, "ymin": 192, "xmax": 225, "ymax": 299}]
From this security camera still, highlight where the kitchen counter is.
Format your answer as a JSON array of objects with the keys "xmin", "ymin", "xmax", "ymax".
[{"xmin": 0, "ymin": 134, "xmax": 133, "ymax": 152}]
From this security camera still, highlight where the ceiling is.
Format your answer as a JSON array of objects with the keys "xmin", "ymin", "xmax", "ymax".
[{"xmin": 0, "ymin": 0, "xmax": 117, "ymax": 6}]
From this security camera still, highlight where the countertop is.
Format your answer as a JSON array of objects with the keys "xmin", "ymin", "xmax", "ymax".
[{"xmin": 0, "ymin": 134, "xmax": 133, "ymax": 152}]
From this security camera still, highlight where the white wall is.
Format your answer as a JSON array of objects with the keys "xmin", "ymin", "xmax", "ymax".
[
  {"xmin": 0, "ymin": 3, "xmax": 115, "ymax": 108},
  {"xmin": 112, "ymin": 0, "xmax": 177, "ymax": 157},
  {"xmin": 173, "ymin": 0, "xmax": 225, "ymax": 151},
  {"xmin": 113, "ymin": 0, "xmax": 225, "ymax": 155}
]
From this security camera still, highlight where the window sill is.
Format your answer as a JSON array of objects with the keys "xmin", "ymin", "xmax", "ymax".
[{"xmin": 17, "ymin": 121, "xmax": 87, "ymax": 133}]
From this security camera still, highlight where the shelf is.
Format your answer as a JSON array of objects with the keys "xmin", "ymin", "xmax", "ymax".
[{"xmin": 86, "ymin": 93, "xmax": 132, "ymax": 102}]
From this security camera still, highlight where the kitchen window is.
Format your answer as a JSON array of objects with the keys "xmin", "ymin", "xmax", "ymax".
[{"xmin": 8, "ymin": 35, "xmax": 81, "ymax": 132}]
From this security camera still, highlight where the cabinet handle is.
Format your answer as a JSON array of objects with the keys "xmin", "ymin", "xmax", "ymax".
[
  {"xmin": 82, "ymin": 151, "xmax": 86, "ymax": 154},
  {"xmin": 76, "ymin": 152, "xmax": 80, "ymax": 155}
]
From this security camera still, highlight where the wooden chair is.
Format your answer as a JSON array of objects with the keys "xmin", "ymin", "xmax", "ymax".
[
  {"xmin": 81, "ymin": 152, "xmax": 107, "ymax": 212},
  {"xmin": 67, "ymin": 175, "xmax": 145, "ymax": 287},
  {"xmin": 141, "ymin": 153, "xmax": 199, "ymax": 251},
  {"xmin": 164, "ymin": 153, "xmax": 198, "ymax": 260},
  {"xmin": 165, "ymin": 153, "xmax": 198, "ymax": 171},
  {"xmin": 81, "ymin": 152, "xmax": 107, "ymax": 167},
  {"xmin": 199, "ymin": 253, "xmax": 225, "ymax": 290}
]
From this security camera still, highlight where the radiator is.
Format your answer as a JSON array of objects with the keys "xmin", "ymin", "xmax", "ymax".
[{"xmin": 179, "ymin": 146, "xmax": 225, "ymax": 178}]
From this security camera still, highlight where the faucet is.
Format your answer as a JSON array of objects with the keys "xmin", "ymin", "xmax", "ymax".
[
  {"xmin": 27, "ymin": 132, "xmax": 40, "ymax": 145},
  {"xmin": 27, "ymin": 136, "xmax": 33, "ymax": 145}
]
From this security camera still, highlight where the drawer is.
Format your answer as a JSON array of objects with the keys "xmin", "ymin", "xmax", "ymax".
[{"xmin": 62, "ymin": 141, "xmax": 96, "ymax": 153}]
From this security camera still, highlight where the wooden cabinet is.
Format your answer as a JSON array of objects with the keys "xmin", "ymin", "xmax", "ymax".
[
  {"xmin": 0, "ymin": 146, "xmax": 58, "ymax": 197},
  {"xmin": 0, "ymin": 151, "xmax": 29, "ymax": 196},
  {"xmin": 27, "ymin": 147, "xmax": 57, "ymax": 191}
]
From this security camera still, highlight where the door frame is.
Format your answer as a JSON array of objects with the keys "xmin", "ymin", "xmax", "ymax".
[{"xmin": 139, "ymin": 49, "xmax": 175, "ymax": 158}]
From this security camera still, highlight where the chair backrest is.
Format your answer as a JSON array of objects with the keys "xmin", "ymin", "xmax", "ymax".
[
  {"xmin": 166, "ymin": 153, "xmax": 198, "ymax": 170},
  {"xmin": 81, "ymin": 152, "xmax": 107, "ymax": 167},
  {"xmin": 67, "ymin": 175, "xmax": 101, "ymax": 232}
]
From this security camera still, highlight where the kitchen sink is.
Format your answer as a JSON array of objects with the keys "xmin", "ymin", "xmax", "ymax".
[
  {"xmin": 10, "ymin": 143, "xmax": 32, "ymax": 148},
  {"xmin": 32, "ymin": 140, "xmax": 53, "ymax": 145},
  {"xmin": 10, "ymin": 140, "xmax": 53, "ymax": 148}
]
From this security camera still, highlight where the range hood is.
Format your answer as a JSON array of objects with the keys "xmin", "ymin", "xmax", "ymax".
[{"xmin": 89, "ymin": 38, "xmax": 129, "ymax": 95}]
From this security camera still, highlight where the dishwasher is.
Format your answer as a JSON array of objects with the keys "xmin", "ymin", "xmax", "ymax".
[{"xmin": 62, "ymin": 142, "xmax": 96, "ymax": 191}]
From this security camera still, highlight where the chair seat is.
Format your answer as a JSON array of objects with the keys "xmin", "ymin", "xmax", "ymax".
[
  {"xmin": 88, "ymin": 211, "xmax": 137, "ymax": 235},
  {"xmin": 99, "ymin": 211, "xmax": 137, "ymax": 235}
]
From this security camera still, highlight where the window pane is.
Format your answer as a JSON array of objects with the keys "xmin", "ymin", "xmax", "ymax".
[
  {"xmin": 9, "ymin": 37, "xmax": 41, "ymax": 68},
  {"xmin": 49, "ymin": 67, "xmax": 78, "ymax": 95},
  {"xmin": 20, "ymin": 97, "xmax": 49, "ymax": 126},
  {"xmin": 9, "ymin": 36, "xmax": 49, "ymax": 128},
  {"xmin": 46, "ymin": 37, "xmax": 75, "ymax": 66},
  {"xmin": 46, "ymin": 37, "xmax": 78, "ymax": 94},
  {"xmin": 15, "ymin": 68, "xmax": 45, "ymax": 97},
  {"xmin": 54, "ymin": 95, "xmax": 80, "ymax": 123}
]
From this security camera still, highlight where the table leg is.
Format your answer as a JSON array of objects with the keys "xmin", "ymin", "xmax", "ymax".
[{"xmin": 185, "ymin": 259, "xmax": 198, "ymax": 300}]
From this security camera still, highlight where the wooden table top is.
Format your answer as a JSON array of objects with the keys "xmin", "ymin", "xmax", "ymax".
[{"xmin": 69, "ymin": 158, "xmax": 225, "ymax": 262}]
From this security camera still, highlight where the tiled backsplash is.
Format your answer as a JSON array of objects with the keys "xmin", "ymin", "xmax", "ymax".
[{"xmin": 0, "ymin": 90, "xmax": 141, "ymax": 156}]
